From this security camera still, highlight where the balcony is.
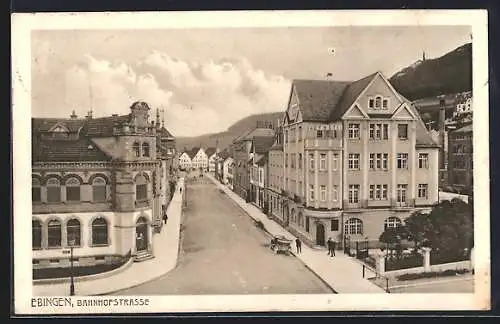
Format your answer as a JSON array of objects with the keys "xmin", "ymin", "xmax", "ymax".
[{"xmin": 390, "ymin": 198, "xmax": 415, "ymax": 210}]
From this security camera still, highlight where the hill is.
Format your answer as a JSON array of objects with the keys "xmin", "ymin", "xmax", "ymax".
[
  {"xmin": 390, "ymin": 42, "xmax": 472, "ymax": 101},
  {"xmin": 176, "ymin": 111, "xmax": 283, "ymax": 152}
]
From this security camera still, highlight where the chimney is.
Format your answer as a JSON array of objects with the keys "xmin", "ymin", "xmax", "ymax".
[{"xmin": 438, "ymin": 97, "xmax": 446, "ymax": 170}]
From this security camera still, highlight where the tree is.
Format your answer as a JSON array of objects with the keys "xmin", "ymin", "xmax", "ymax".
[
  {"xmin": 404, "ymin": 211, "xmax": 433, "ymax": 253},
  {"xmin": 379, "ymin": 226, "xmax": 406, "ymax": 259}
]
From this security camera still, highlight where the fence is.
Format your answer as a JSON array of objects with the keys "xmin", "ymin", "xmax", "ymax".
[{"xmin": 362, "ymin": 264, "xmax": 390, "ymax": 293}]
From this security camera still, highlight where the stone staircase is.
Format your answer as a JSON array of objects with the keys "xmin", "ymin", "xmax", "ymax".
[{"xmin": 134, "ymin": 250, "xmax": 154, "ymax": 262}]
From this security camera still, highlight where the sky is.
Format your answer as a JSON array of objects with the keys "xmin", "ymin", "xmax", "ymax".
[{"xmin": 31, "ymin": 26, "xmax": 472, "ymax": 137}]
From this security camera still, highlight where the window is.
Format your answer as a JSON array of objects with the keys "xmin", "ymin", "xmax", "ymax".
[
  {"xmin": 66, "ymin": 219, "xmax": 81, "ymax": 246},
  {"xmin": 369, "ymin": 123, "xmax": 389, "ymax": 140},
  {"xmin": 47, "ymin": 219, "xmax": 62, "ymax": 247},
  {"xmin": 135, "ymin": 174, "xmax": 148, "ymax": 201},
  {"xmin": 384, "ymin": 217, "xmax": 402, "ymax": 230},
  {"xmin": 329, "ymin": 185, "xmax": 338, "ymax": 201},
  {"xmin": 298, "ymin": 153, "xmax": 302, "ymax": 169},
  {"xmin": 32, "ymin": 178, "xmax": 41, "ymax": 202},
  {"xmin": 298, "ymin": 126, "xmax": 302, "ymax": 141},
  {"xmin": 332, "ymin": 153, "xmax": 339, "ymax": 170},
  {"xmin": 348, "ymin": 153, "xmax": 360, "ymax": 170},
  {"xmin": 317, "ymin": 130, "xmax": 323, "ymax": 138},
  {"xmin": 305, "ymin": 217, "xmax": 310, "ymax": 232},
  {"xmin": 348, "ymin": 124, "xmax": 360, "ymax": 139},
  {"xmin": 348, "ymin": 184, "xmax": 360, "ymax": 203},
  {"xmin": 382, "ymin": 185, "xmax": 388, "ymax": 200},
  {"xmin": 418, "ymin": 153, "xmax": 429, "ymax": 169},
  {"xmin": 46, "ymin": 178, "xmax": 61, "ymax": 203},
  {"xmin": 91, "ymin": 218, "xmax": 108, "ymax": 246},
  {"xmin": 309, "ymin": 185, "xmax": 315, "ymax": 200},
  {"xmin": 383, "ymin": 124, "xmax": 389, "ymax": 139},
  {"xmin": 397, "ymin": 153, "xmax": 408, "ymax": 169},
  {"xmin": 369, "ymin": 153, "xmax": 375, "ymax": 170},
  {"xmin": 398, "ymin": 124, "xmax": 408, "ymax": 140},
  {"xmin": 133, "ymin": 142, "xmax": 140, "ymax": 157},
  {"xmin": 331, "ymin": 219, "xmax": 339, "ymax": 231},
  {"xmin": 397, "ymin": 184, "xmax": 408, "ymax": 203},
  {"xmin": 369, "ymin": 184, "xmax": 375, "ymax": 199},
  {"xmin": 383, "ymin": 99, "xmax": 388, "ymax": 109},
  {"xmin": 65, "ymin": 177, "xmax": 81, "ymax": 201},
  {"xmin": 418, "ymin": 184, "xmax": 428, "ymax": 199},
  {"xmin": 259, "ymin": 169, "xmax": 263, "ymax": 183},
  {"xmin": 32, "ymin": 220, "xmax": 42, "ymax": 249},
  {"xmin": 142, "ymin": 142, "xmax": 150, "ymax": 157},
  {"xmin": 375, "ymin": 96, "xmax": 382, "ymax": 109},
  {"xmin": 369, "ymin": 98, "xmax": 374, "ymax": 108},
  {"xmin": 345, "ymin": 218, "xmax": 363, "ymax": 235},
  {"xmin": 285, "ymin": 154, "xmax": 288, "ymax": 168},
  {"xmin": 383, "ymin": 153, "xmax": 389, "ymax": 170},
  {"xmin": 320, "ymin": 153, "xmax": 327, "ymax": 170},
  {"xmin": 320, "ymin": 185, "xmax": 327, "ymax": 201},
  {"xmin": 309, "ymin": 153, "xmax": 315, "ymax": 170},
  {"xmin": 92, "ymin": 177, "xmax": 107, "ymax": 202},
  {"xmin": 369, "ymin": 184, "xmax": 388, "ymax": 200}
]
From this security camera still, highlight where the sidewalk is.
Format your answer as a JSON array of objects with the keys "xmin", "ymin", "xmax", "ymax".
[
  {"xmin": 33, "ymin": 178, "xmax": 185, "ymax": 296},
  {"xmin": 206, "ymin": 173, "xmax": 385, "ymax": 294}
]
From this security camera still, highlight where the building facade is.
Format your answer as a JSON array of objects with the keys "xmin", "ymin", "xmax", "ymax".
[
  {"xmin": 32, "ymin": 101, "xmax": 175, "ymax": 272},
  {"xmin": 223, "ymin": 157, "xmax": 234, "ymax": 189},
  {"xmin": 190, "ymin": 147, "xmax": 208, "ymax": 171},
  {"xmin": 206, "ymin": 148, "xmax": 217, "ymax": 172},
  {"xmin": 281, "ymin": 72, "xmax": 439, "ymax": 247},
  {"xmin": 447, "ymin": 124, "xmax": 473, "ymax": 195},
  {"xmin": 178, "ymin": 152, "xmax": 192, "ymax": 170},
  {"xmin": 267, "ymin": 124, "xmax": 285, "ymax": 225}
]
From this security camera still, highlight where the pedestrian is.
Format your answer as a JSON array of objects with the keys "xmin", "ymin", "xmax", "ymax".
[
  {"xmin": 331, "ymin": 239, "xmax": 336, "ymax": 257},
  {"xmin": 327, "ymin": 237, "xmax": 333, "ymax": 256},
  {"xmin": 295, "ymin": 238, "xmax": 302, "ymax": 254},
  {"xmin": 163, "ymin": 213, "xmax": 168, "ymax": 224}
]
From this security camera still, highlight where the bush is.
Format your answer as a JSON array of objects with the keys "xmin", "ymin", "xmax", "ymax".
[
  {"xmin": 385, "ymin": 254, "xmax": 423, "ymax": 271},
  {"xmin": 396, "ymin": 269, "xmax": 470, "ymax": 281}
]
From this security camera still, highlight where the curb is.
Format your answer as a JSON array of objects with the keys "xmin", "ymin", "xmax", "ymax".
[{"xmin": 208, "ymin": 175, "xmax": 338, "ymax": 294}]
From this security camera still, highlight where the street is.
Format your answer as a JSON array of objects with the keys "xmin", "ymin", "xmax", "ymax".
[{"xmin": 113, "ymin": 172, "xmax": 332, "ymax": 295}]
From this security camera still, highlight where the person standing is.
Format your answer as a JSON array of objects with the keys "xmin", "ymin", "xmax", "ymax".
[
  {"xmin": 331, "ymin": 239, "xmax": 336, "ymax": 257},
  {"xmin": 163, "ymin": 213, "xmax": 168, "ymax": 224},
  {"xmin": 327, "ymin": 237, "xmax": 333, "ymax": 256},
  {"xmin": 295, "ymin": 238, "xmax": 302, "ymax": 254}
]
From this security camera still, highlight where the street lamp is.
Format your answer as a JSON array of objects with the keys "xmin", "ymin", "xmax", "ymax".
[{"xmin": 68, "ymin": 238, "xmax": 76, "ymax": 296}]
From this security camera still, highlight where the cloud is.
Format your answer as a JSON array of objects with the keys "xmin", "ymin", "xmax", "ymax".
[{"xmin": 49, "ymin": 52, "xmax": 291, "ymax": 136}]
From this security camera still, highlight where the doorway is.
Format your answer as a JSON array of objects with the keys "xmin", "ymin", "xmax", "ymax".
[
  {"xmin": 316, "ymin": 222, "xmax": 325, "ymax": 246},
  {"xmin": 136, "ymin": 217, "xmax": 148, "ymax": 252}
]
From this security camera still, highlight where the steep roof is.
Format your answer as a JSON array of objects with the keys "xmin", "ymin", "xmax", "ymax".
[
  {"xmin": 205, "ymin": 147, "xmax": 217, "ymax": 157},
  {"xmin": 252, "ymin": 136, "xmax": 276, "ymax": 154},
  {"xmin": 256, "ymin": 154, "xmax": 268, "ymax": 166},
  {"xmin": 85, "ymin": 114, "xmax": 131, "ymax": 137},
  {"xmin": 32, "ymin": 137, "xmax": 112, "ymax": 162},
  {"xmin": 188, "ymin": 147, "xmax": 201, "ymax": 159},
  {"xmin": 293, "ymin": 79, "xmax": 350, "ymax": 122},
  {"xmin": 158, "ymin": 126, "xmax": 174, "ymax": 138},
  {"xmin": 32, "ymin": 118, "xmax": 86, "ymax": 133}
]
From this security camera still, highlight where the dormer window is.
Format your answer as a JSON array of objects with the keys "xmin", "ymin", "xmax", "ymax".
[
  {"xmin": 369, "ymin": 99, "xmax": 374, "ymax": 108},
  {"xmin": 383, "ymin": 99, "xmax": 389, "ymax": 109},
  {"xmin": 375, "ymin": 96, "xmax": 382, "ymax": 109}
]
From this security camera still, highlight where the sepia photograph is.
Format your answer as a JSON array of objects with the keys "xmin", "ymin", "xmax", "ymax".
[{"xmin": 12, "ymin": 10, "xmax": 490, "ymax": 314}]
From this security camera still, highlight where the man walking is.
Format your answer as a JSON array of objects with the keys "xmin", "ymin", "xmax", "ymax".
[
  {"xmin": 163, "ymin": 213, "xmax": 168, "ymax": 224},
  {"xmin": 327, "ymin": 237, "xmax": 333, "ymax": 256},
  {"xmin": 331, "ymin": 239, "xmax": 336, "ymax": 257},
  {"xmin": 295, "ymin": 238, "xmax": 302, "ymax": 254}
]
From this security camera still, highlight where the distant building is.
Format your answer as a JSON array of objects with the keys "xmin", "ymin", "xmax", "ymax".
[
  {"xmin": 223, "ymin": 157, "xmax": 234, "ymax": 190},
  {"xmin": 249, "ymin": 136, "xmax": 275, "ymax": 210},
  {"xmin": 178, "ymin": 152, "xmax": 192, "ymax": 170},
  {"xmin": 206, "ymin": 147, "xmax": 217, "ymax": 172},
  {"xmin": 189, "ymin": 147, "xmax": 208, "ymax": 171},
  {"xmin": 31, "ymin": 101, "xmax": 175, "ymax": 272},
  {"xmin": 454, "ymin": 92, "xmax": 473, "ymax": 117},
  {"xmin": 447, "ymin": 124, "xmax": 473, "ymax": 195},
  {"xmin": 266, "ymin": 122, "xmax": 285, "ymax": 225}
]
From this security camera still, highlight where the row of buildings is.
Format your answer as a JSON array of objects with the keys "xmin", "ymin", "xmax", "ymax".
[
  {"xmin": 216, "ymin": 71, "xmax": 444, "ymax": 248},
  {"xmin": 32, "ymin": 102, "xmax": 177, "ymax": 272},
  {"xmin": 178, "ymin": 147, "xmax": 218, "ymax": 172}
]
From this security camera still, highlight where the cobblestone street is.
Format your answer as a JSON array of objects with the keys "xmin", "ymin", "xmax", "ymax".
[{"xmin": 113, "ymin": 174, "xmax": 332, "ymax": 295}]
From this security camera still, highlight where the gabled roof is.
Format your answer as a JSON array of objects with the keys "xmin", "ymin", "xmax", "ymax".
[
  {"xmin": 32, "ymin": 118, "xmax": 86, "ymax": 133},
  {"xmin": 158, "ymin": 126, "xmax": 174, "ymax": 139},
  {"xmin": 188, "ymin": 147, "xmax": 202, "ymax": 159},
  {"xmin": 205, "ymin": 147, "xmax": 216, "ymax": 157},
  {"xmin": 256, "ymin": 154, "xmax": 268, "ymax": 166}
]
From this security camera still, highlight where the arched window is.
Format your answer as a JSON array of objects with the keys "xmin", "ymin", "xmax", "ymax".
[
  {"xmin": 65, "ymin": 177, "xmax": 81, "ymax": 201},
  {"xmin": 135, "ymin": 174, "xmax": 148, "ymax": 201},
  {"xmin": 32, "ymin": 219, "xmax": 42, "ymax": 249},
  {"xmin": 92, "ymin": 177, "xmax": 107, "ymax": 202},
  {"xmin": 384, "ymin": 217, "xmax": 402, "ymax": 230},
  {"xmin": 133, "ymin": 142, "xmax": 140, "ymax": 157},
  {"xmin": 142, "ymin": 142, "xmax": 150, "ymax": 157},
  {"xmin": 66, "ymin": 219, "xmax": 81, "ymax": 246},
  {"xmin": 32, "ymin": 177, "xmax": 41, "ymax": 202},
  {"xmin": 92, "ymin": 218, "xmax": 108, "ymax": 246},
  {"xmin": 47, "ymin": 219, "xmax": 62, "ymax": 247},
  {"xmin": 344, "ymin": 218, "xmax": 363, "ymax": 235},
  {"xmin": 375, "ymin": 96, "xmax": 382, "ymax": 109},
  {"xmin": 46, "ymin": 178, "xmax": 61, "ymax": 203},
  {"xmin": 298, "ymin": 212, "xmax": 304, "ymax": 227}
]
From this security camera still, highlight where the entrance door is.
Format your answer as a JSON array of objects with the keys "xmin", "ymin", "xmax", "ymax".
[
  {"xmin": 136, "ymin": 217, "xmax": 148, "ymax": 252},
  {"xmin": 316, "ymin": 223, "xmax": 325, "ymax": 246}
]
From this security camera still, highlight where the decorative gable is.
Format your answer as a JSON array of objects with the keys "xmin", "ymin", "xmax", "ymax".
[
  {"xmin": 342, "ymin": 104, "xmax": 367, "ymax": 119},
  {"xmin": 287, "ymin": 86, "xmax": 300, "ymax": 123},
  {"xmin": 392, "ymin": 103, "xmax": 416, "ymax": 120},
  {"xmin": 358, "ymin": 72, "xmax": 403, "ymax": 114}
]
